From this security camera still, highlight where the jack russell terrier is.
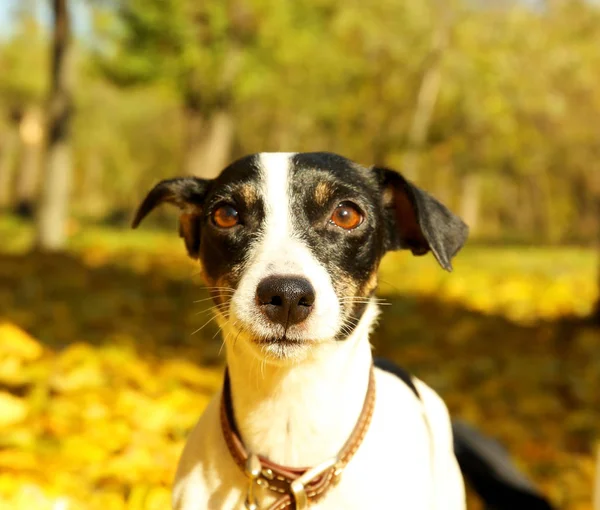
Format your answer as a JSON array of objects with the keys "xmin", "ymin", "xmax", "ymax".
[{"xmin": 133, "ymin": 152, "xmax": 554, "ymax": 510}]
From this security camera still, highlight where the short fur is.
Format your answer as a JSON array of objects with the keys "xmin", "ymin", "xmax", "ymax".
[{"xmin": 133, "ymin": 152, "xmax": 469, "ymax": 509}]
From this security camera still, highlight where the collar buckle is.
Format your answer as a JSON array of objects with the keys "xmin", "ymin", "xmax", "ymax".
[
  {"xmin": 244, "ymin": 453, "xmax": 262, "ymax": 510},
  {"xmin": 290, "ymin": 456, "xmax": 340, "ymax": 510}
]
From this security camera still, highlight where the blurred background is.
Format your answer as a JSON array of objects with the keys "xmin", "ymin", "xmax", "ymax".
[{"xmin": 0, "ymin": 0, "xmax": 599, "ymax": 509}]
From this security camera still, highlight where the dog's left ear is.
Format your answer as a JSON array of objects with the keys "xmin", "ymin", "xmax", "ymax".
[
  {"xmin": 374, "ymin": 167, "xmax": 468, "ymax": 271},
  {"xmin": 131, "ymin": 177, "xmax": 211, "ymax": 259}
]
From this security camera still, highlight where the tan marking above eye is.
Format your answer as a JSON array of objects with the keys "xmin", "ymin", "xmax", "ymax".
[
  {"xmin": 212, "ymin": 204, "xmax": 239, "ymax": 228},
  {"xmin": 314, "ymin": 181, "xmax": 333, "ymax": 205},
  {"xmin": 239, "ymin": 184, "xmax": 258, "ymax": 206},
  {"xmin": 330, "ymin": 202, "xmax": 363, "ymax": 230},
  {"xmin": 381, "ymin": 187, "xmax": 394, "ymax": 207}
]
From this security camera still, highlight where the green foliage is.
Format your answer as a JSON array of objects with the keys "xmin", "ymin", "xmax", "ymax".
[
  {"xmin": 97, "ymin": 0, "xmax": 247, "ymax": 106},
  {"xmin": 1, "ymin": 1, "xmax": 599, "ymax": 237},
  {"xmin": 84, "ymin": 0, "xmax": 600, "ymax": 243},
  {"xmin": 0, "ymin": 14, "xmax": 48, "ymax": 113}
]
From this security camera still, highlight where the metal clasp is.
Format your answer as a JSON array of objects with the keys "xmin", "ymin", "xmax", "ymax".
[
  {"xmin": 289, "ymin": 456, "xmax": 340, "ymax": 510},
  {"xmin": 244, "ymin": 453, "xmax": 262, "ymax": 510}
]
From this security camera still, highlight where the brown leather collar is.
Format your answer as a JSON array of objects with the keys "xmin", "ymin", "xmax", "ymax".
[{"xmin": 220, "ymin": 366, "xmax": 376, "ymax": 510}]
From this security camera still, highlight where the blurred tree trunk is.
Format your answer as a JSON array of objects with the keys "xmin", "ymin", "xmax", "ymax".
[
  {"xmin": 183, "ymin": 43, "xmax": 239, "ymax": 179},
  {"xmin": 36, "ymin": 0, "xmax": 73, "ymax": 251},
  {"xmin": 595, "ymin": 252, "xmax": 600, "ymax": 324},
  {"xmin": 589, "ymin": 169, "xmax": 600, "ymax": 325},
  {"xmin": 402, "ymin": 5, "xmax": 450, "ymax": 182},
  {"xmin": 0, "ymin": 114, "xmax": 20, "ymax": 209},
  {"xmin": 594, "ymin": 444, "xmax": 600, "ymax": 510},
  {"xmin": 182, "ymin": 113, "xmax": 236, "ymax": 180},
  {"xmin": 182, "ymin": 99, "xmax": 206, "ymax": 177},
  {"xmin": 594, "ymin": 198, "xmax": 600, "ymax": 325},
  {"xmin": 15, "ymin": 107, "xmax": 43, "ymax": 217},
  {"xmin": 183, "ymin": 107, "xmax": 234, "ymax": 179},
  {"xmin": 195, "ymin": 109, "xmax": 234, "ymax": 178},
  {"xmin": 459, "ymin": 173, "xmax": 481, "ymax": 235},
  {"xmin": 80, "ymin": 152, "xmax": 105, "ymax": 217}
]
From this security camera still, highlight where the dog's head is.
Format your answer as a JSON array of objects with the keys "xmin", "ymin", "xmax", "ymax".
[{"xmin": 133, "ymin": 152, "xmax": 468, "ymax": 361}]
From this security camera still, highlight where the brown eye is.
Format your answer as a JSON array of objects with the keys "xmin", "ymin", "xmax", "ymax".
[
  {"xmin": 330, "ymin": 202, "xmax": 363, "ymax": 230},
  {"xmin": 212, "ymin": 204, "xmax": 239, "ymax": 228}
]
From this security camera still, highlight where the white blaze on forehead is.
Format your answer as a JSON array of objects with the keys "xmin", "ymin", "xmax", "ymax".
[
  {"xmin": 228, "ymin": 152, "xmax": 341, "ymax": 344},
  {"xmin": 259, "ymin": 152, "xmax": 295, "ymax": 242}
]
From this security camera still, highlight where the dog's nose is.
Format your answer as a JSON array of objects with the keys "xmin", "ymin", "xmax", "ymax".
[{"xmin": 256, "ymin": 276, "xmax": 315, "ymax": 327}]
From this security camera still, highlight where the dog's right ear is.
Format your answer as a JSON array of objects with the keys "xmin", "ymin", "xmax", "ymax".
[{"xmin": 131, "ymin": 177, "xmax": 210, "ymax": 259}]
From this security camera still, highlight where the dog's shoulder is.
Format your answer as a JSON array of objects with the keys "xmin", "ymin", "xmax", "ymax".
[
  {"xmin": 172, "ymin": 393, "xmax": 246, "ymax": 510},
  {"xmin": 373, "ymin": 367, "xmax": 457, "ymax": 466},
  {"xmin": 373, "ymin": 366, "xmax": 453, "ymax": 436},
  {"xmin": 369, "ymin": 367, "xmax": 466, "ymax": 510},
  {"xmin": 411, "ymin": 377, "xmax": 466, "ymax": 508}
]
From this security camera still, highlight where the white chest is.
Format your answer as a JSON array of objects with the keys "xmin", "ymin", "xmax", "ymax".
[{"xmin": 172, "ymin": 370, "xmax": 465, "ymax": 510}]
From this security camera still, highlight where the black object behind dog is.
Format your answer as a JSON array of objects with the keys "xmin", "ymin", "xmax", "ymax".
[
  {"xmin": 374, "ymin": 357, "xmax": 555, "ymax": 510},
  {"xmin": 452, "ymin": 421, "xmax": 554, "ymax": 510}
]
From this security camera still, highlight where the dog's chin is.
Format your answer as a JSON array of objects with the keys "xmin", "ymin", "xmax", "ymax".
[
  {"xmin": 255, "ymin": 337, "xmax": 313, "ymax": 362},
  {"xmin": 220, "ymin": 315, "xmax": 338, "ymax": 364},
  {"xmin": 233, "ymin": 329, "xmax": 323, "ymax": 364}
]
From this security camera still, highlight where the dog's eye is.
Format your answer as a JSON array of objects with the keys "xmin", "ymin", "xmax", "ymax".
[
  {"xmin": 212, "ymin": 204, "xmax": 239, "ymax": 228},
  {"xmin": 330, "ymin": 202, "xmax": 363, "ymax": 230}
]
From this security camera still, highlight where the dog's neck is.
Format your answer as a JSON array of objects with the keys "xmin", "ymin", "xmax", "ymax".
[{"xmin": 223, "ymin": 301, "xmax": 379, "ymax": 468}]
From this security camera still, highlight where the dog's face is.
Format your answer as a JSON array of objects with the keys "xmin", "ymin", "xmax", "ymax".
[{"xmin": 133, "ymin": 152, "xmax": 468, "ymax": 361}]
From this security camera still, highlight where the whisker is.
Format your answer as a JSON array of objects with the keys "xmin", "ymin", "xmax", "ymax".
[
  {"xmin": 340, "ymin": 301, "xmax": 392, "ymax": 306},
  {"xmin": 232, "ymin": 328, "xmax": 243, "ymax": 352},
  {"xmin": 191, "ymin": 314, "xmax": 222, "ymax": 335},
  {"xmin": 218, "ymin": 320, "xmax": 239, "ymax": 355},
  {"xmin": 212, "ymin": 325, "xmax": 224, "ymax": 340},
  {"xmin": 338, "ymin": 297, "xmax": 389, "ymax": 303},
  {"xmin": 195, "ymin": 304, "xmax": 230, "ymax": 316},
  {"xmin": 378, "ymin": 279, "xmax": 404, "ymax": 293},
  {"xmin": 193, "ymin": 296, "xmax": 220, "ymax": 304},
  {"xmin": 338, "ymin": 295, "xmax": 387, "ymax": 299},
  {"xmin": 211, "ymin": 313, "xmax": 234, "ymax": 339},
  {"xmin": 338, "ymin": 314, "xmax": 361, "ymax": 335},
  {"xmin": 194, "ymin": 304, "xmax": 224, "ymax": 313},
  {"xmin": 338, "ymin": 300, "xmax": 389, "ymax": 304},
  {"xmin": 337, "ymin": 300, "xmax": 388, "ymax": 305},
  {"xmin": 338, "ymin": 297, "xmax": 391, "ymax": 306}
]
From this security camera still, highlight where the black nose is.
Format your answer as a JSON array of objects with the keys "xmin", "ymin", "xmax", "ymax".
[{"xmin": 256, "ymin": 276, "xmax": 315, "ymax": 328}]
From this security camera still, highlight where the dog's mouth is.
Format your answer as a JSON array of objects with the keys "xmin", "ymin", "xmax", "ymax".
[{"xmin": 255, "ymin": 335, "xmax": 305, "ymax": 345}]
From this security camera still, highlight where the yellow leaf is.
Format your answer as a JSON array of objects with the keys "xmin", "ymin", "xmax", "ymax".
[
  {"xmin": 0, "ymin": 392, "xmax": 27, "ymax": 428},
  {"xmin": 50, "ymin": 363, "xmax": 106, "ymax": 393},
  {"xmin": 0, "ymin": 323, "xmax": 43, "ymax": 361},
  {"xmin": 0, "ymin": 450, "xmax": 38, "ymax": 472},
  {"xmin": 159, "ymin": 359, "xmax": 222, "ymax": 390},
  {"xmin": 0, "ymin": 357, "xmax": 28, "ymax": 387}
]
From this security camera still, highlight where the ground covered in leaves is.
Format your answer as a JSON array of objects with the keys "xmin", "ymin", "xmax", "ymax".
[{"xmin": 0, "ymin": 219, "xmax": 598, "ymax": 509}]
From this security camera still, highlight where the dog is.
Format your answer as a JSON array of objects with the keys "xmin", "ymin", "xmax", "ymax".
[{"xmin": 132, "ymin": 152, "xmax": 552, "ymax": 510}]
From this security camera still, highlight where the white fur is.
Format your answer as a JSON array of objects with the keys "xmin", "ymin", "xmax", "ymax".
[
  {"xmin": 173, "ymin": 152, "xmax": 465, "ymax": 509},
  {"xmin": 173, "ymin": 302, "xmax": 465, "ymax": 509}
]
